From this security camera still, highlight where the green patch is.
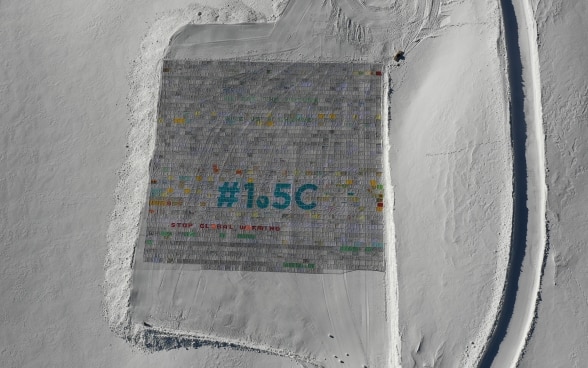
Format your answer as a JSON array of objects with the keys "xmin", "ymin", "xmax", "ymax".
[{"xmin": 237, "ymin": 233, "xmax": 255, "ymax": 239}]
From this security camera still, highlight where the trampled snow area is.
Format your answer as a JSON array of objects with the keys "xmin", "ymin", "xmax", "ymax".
[{"xmin": 1, "ymin": 0, "xmax": 587, "ymax": 367}]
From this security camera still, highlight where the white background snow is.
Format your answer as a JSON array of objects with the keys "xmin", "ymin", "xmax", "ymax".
[{"xmin": 1, "ymin": 0, "xmax": 586, "ymax": 367}]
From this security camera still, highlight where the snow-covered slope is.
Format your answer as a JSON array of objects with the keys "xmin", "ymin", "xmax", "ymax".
[
  {"xmin": 517, "ymin": 0, "xmax": 588, "ymax": 366},
  {"xmin": 388, "ymin": 1, "xmax": 512, "ymax": 366},
  {"xmin": 1, "ymin": 0, "xmax": 586, "ymax": 367}
]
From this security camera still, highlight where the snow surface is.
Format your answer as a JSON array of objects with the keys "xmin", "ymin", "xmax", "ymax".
[
  {"xmin": 1, "ymin": 0, "xmax": 587, "ymax": 367},
  {"xmin": 518, "ymin": 0, "xmax": 588, "ymax": 366}
]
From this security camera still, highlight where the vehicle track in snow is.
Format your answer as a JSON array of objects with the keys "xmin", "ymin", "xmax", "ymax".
[
  {"xmin": 477, "ymin": 0, "xmax": 547, "ymax": 366},
  {"xmin": 334, "ymin": 0, "xmax": 444, "ymax": 53}
]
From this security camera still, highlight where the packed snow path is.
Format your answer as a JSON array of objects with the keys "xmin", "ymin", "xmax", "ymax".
[{"xmin": 478, "ymin": 0, "xmax": 547, "ymax": 366}]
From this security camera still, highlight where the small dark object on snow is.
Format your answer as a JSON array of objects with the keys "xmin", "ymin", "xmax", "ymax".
[
  {"xmin": 393, "ymin": 51, "xmax": 405, "ymax": 62},
  {"xmin": 328, "ymin": 334, "xmax": 334, "ymax": 338},
  {"xmin": 143, "ymin": 321, "xmax": 153, "ymax": 328}
]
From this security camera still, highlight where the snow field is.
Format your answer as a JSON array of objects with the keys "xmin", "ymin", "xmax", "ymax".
[{"xmin": 5, "ymin": 0, "xmax": 582, "ymax": 366}]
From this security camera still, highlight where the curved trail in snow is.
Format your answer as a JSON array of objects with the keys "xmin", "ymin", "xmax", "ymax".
[{"xmin": 478, "ymin": 0, "xmax": 546, "ymax": 367}]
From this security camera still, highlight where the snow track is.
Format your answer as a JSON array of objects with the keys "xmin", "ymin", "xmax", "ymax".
[
  {"xmin": 332, "ymin": 0, "xmax": 445, "ymax": 55},
  {"xmin": 477, "ymin": 0, "xmax": 547, "ymax": 366}
]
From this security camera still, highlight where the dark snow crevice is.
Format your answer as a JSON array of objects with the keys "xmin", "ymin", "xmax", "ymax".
[{"xmin": 478, "ymin": 0, "xmax": 529, "ymax": 366}]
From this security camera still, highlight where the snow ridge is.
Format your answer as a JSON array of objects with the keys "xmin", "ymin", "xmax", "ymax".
[
  {"xmin": 383, "ymin": 69, "xmax": 401, "ymax": 368},
  {"xmin": 132, "ymin": 325, "xmax": 323, "ymax": 367},
  {"xmin": 514, "ymin": 0, "xmax": 547, "ymax": 365}
]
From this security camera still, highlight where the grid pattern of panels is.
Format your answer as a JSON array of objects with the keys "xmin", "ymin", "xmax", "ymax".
[{"xmin": 142, "ymin": 60, "xmax": 385, "ymax": 273}]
